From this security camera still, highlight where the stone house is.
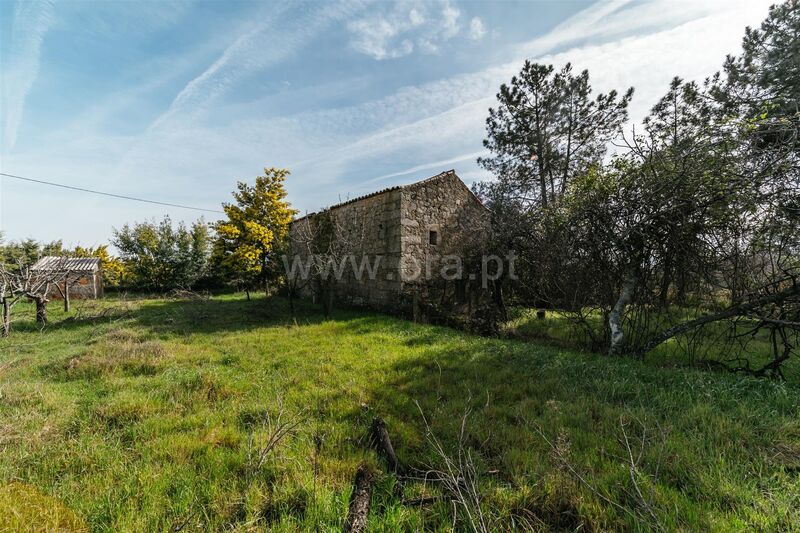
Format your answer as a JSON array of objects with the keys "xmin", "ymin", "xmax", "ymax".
[
  {"xmin": 31, "ymin": 256, "xmax": 104, "ymax": 299},
  {"xmin": 289, "ymin": 170, "xmax": 491, "ymax": 315}
]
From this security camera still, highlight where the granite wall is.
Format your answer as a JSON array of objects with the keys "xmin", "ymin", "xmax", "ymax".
[{"xmin": 289, "ymin": 171, "xmax": 491, "ymax": 314}]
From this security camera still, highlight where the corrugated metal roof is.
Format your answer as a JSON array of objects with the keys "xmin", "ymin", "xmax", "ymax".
[
  {"xmin": 31, "ymin": 256, "xmax": 100, "ymax": 272},
  {"xmin": 292, "ymin": 170, "xmax": 460, "ymax": 223}
]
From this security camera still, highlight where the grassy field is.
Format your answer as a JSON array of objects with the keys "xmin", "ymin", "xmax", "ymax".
[
  {"xmin": 1, "ymin": 294, "xmax": 799, "ymax": 531},
  {"xmin": 504, "ymin": 307, "xmax": 800, "ymax": 382}
]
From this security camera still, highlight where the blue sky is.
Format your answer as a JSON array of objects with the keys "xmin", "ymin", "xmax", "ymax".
[{"xmin": 1, "ymin": 0, "xmax": 773, "ymax": 247}]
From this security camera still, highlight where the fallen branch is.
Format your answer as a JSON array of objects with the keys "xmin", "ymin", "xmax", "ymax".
[
  {"xmin": 370, "ymin": 417, "xmax": 402, "ymax": 473},
  {"xmin": 247, "ymin": 395, "xmax": 307, "ymax": 473},
  {"xmin": 343, "ymin": 463, "xmax": 373, "ymax": 533}
]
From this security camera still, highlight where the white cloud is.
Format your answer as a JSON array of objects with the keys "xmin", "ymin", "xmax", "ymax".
[
  {"xmin": 1, "ymin": 0, "xmax": 56, "ymax": 153},
  {"xmin": 280, "ymin": 0, "xmax": 773, "ymax": 202},
  {"xmin": 151, "ymin": 0, "xmax": 369, "ymax": 130},
  {"xmin": 468, "ymin": 17, "xmax": 486, "ymax": 40},
  {"xmin": 364, "ymin": 149, "xmax": 489, "ymax": 185},
  {"xmin": 347, "ymin": 0, "xmax": 466, "ymax": 60},
  {"xmin": 2, "ymin": 0, "xmax": 777, "ymax": 244},
  {"xmin": 117, "ymin": 0, "xmax": 370, "ymax": 181}
]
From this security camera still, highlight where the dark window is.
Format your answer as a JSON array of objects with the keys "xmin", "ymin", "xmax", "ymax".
[{"xmin": 429, "ymin": 230, "xmax": 438, "ymax": 245}]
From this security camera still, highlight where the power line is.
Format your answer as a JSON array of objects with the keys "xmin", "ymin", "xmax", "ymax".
[{"xmin": 0, "ymin": 172, "xmax": 224, "ymax": 214}]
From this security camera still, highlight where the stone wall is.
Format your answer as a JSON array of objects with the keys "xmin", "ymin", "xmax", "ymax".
[
  {"xmin": 289, "ymin": 171, "xmax": 491, "ymax": 314},
  {"xmin": 289, "ymin": 188, "xmax": 403, "ymax": 309},
  {"xmin": 399, "ymin": 172, "xmax": 492, "ymax": 313}
]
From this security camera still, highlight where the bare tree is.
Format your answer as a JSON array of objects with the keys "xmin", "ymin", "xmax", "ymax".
[{"xmin": 0, "ymin": 258, "xmax": 70, "ymax": 333}]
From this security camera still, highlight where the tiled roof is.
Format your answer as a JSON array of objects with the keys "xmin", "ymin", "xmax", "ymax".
[
  {"xmin": 292, "ymin": 170, "xmax": 458, "ymax": 223},
  {"xmin": 31, "ymin": 256, "xmax": 100, "ymax": 272}
]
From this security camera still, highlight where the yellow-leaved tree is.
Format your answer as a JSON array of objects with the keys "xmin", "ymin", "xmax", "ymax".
[
  {"xmin": 73, "ymin": 245, "xmax": 127, "ymax": 288},
  {"xmin": 214, "ymin": 168, "xmax": 297, "ymax": 298}
]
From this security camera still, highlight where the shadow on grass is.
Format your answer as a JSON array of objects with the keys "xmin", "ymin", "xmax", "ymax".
[
  {"xmin": 130, "ymin": 295, "xmax": 401, "ymax": 336},
  {"xmin": 348, "ymin": 331, "xmax": 800, "ymax": 530}
]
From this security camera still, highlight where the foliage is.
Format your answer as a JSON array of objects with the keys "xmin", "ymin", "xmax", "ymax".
[
  {"xmin": 112, "ymin": 216, "xmax": 212, "ymax": 291},
  {"xmin": 214, "ymin": 168, "xmax": 296, "ymax": 294},
  {"xmin": 0, "ymin": 238, "xmax": 65, "ymax": 269},
  {"xmin": 478, "ymin": 3, "xmax": 799, "ymax": 375},
  {"xmin": 73, "ymin": 245, "xmax": 127, "ymax": 288},
  {"xmin": 0, "ymin": 294, "xmax": 798, "ymax": 530},
  {"xmin": 478, "ymin": 61, "xmax": 632, "ymax": 210}
]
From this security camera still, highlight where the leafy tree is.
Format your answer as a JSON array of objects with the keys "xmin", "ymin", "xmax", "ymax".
[
  {"xmin": 0, "ymin": 238, "xmax": 65, "ymax": 268},
  {"xmin": 477, "ymin": 3, "xmax": 799, "ymax": 377},
  {"xmin": 112, "ymin": 216, "xmax": 212, "ymax": 291},
  {"xmin": 711, "ymin": 0, "xmax": 799, "ymax": 152},
  {"xmin": 474, "ymin": 62, "xmax": 633, "ymax": 308},
  {"xmin": 73, "ymin": 245, "xmax": 127, "ymax": 288},
  {"xmin": 479, "ymin": 61, "xmax": 633, "ymax": 209},
  {"xmin": 214, "ymin": 168, "xmax": 296, "ymax": 297}
]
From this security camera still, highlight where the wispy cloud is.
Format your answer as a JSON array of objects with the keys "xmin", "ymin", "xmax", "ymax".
[
  {"xmin": 364, "ymin": 149, "xmax": 488, "ymax": 184},
  {"xmin": 282, "ymin": 0, "xmax": 772, "ymax": 197},
  {"xmin": 347, "ymin": 0, "xmax": 472, "ymax": 60},
  {"xmin": 116, "ymin": 0, "xmax": 371, "ymax": 180},
  {"xmin": 152, "ymin": 0, "xmax": 370, "ymax": 130},
  {"xmin": 1, "ymin": 0, "xmax": 56, "ymax": 153},
  {"xmin": 468, "ymin": 17, "xmax": 486, "ymax": 41}
]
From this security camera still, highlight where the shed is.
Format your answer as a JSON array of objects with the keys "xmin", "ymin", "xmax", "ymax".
[{"xmin": 31, "ymin": 256, "xmax": 104, "ymax": 300}]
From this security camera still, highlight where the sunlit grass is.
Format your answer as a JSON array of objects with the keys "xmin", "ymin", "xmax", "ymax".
[{"xmin": 1, "ymin": 294, "xmax": 798, "ymax": 531}]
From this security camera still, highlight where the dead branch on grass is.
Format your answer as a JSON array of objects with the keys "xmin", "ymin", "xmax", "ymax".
[
  {"xmin": 246, "ymin": 394, "xmax": 307, "ymax": 473},
  {"xmin": 343, "ymin": 463, "xmax": 374, "ymax": 533},
  {"xmin": 414, "ymin": 401, "xmax": 490, "ymax": 533}
]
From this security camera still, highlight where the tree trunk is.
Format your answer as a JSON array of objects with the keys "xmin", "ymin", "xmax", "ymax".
[
  {"xmin": 608, "ymin": 273, "xmax": 636, "ymax": 355},
  {"xmin": 659, "ymin": 256, "xmax": 672, "ymax": 308},
  {"xmin": 492, "ymin": 280, "xmax": 507, "ymax": 321},
  {"xmin": 245, "ymin": 289, "xmax": 251, "ymax": 301},
  {"xmin": 64, "ymin": 283, "xmax": 70, "ymax": 313},
  {"xmin": 343, "ymin": 464, "xmax": 373, "ymax": 533},
  {"xmin": 35, "ymin": 297, "xmax": 47, "ymax": 325},
  {"xmin": 2, "ymin": 299, "xmax": 10, "ymax": 337}
]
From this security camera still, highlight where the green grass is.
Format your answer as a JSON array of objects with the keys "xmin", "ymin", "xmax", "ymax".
[
  {"xmin": 1, "ymin": 294, "xmax": 799, "ymax": 531},
  {"xmin": 504, "ymin": 307, "xmax": 800, "ymax": 381}
]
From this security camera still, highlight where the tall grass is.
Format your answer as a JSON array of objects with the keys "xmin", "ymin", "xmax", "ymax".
[{"xmin": 0, "ymin": 294, "xmax": 798, "ymax": 531}]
